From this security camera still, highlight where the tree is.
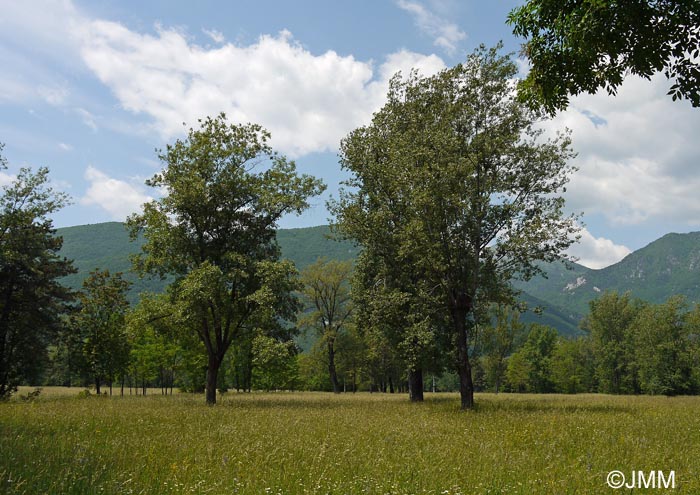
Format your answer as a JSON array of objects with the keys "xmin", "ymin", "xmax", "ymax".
[
  {"xmin": 333, "ymin": 46, "xmax": 578, "ymax": 409},
  {"xmin": 517, "ymin": 324, "xmax": 559, "ymax": 393},
  {"xmin": 73, "ymin": 269, "xmax": 131, "ymax": 395},
  {"xmin": 349, "ymin": 249, "xmax": 437, "ymax": 400},
  {"xmin": 582, "ymin": 291, "xmax": 642, "ymax": 394},
  {"xmin": 633, "ymin": 296, "xmax": 698, "ymax": 395},
  {"xmin": 300, "ymin": 258, "xmax": 354, "ymax": 393},
  {"xmin": 550, "ymin": 337, "xmax": 596, "ymax": 394},
  {"xmin": 128, "ymin": 114, "xmax": 324, "ymax": 404},
  {"xmin": 480, "ymin": 305, "xmax": 526, "ymax": 393},
  {"xmin": 508, "ymin": 0, "xmax": 700, "ymax": 113},
  {"xmin": 251, "ymin": 333, "xmax": 299, "ymax": 391},
  {"xmin": 0, "ymin": 147, "xmax": 74, "ymax": 398}
]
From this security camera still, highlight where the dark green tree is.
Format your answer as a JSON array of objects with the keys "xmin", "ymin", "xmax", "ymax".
[
  {"xmin": 550, "ymin": 337, "xmax": 596, "ymax": 394},
  {"xmin": 73, "ymin": 269, "xmax": 131, "ymax": 395},
  {"xmin": 582, "ymin": 291, "xmax": 642, "ymax": 394},
  {"xmin": 300, "ymin": 258, "xmax": 354, "ymax": 393},
  {"xmin": 0, "ymin": 147, "xmax": 74, "ymax": 398},
  {"xmin": 633, "ymin": 296, "xmax": 698, "ymax": 395},
  {"xmin": 333, "ymin": 46, "xmax": 578, "ymax": 409},
  {"xmin": 480, "ymin": 305, "xmax": 526, "ymax": 393},
  {"xmin": 128, "ymin": 114, "xmax": 324, "ymax": 404},
  {"xmin": 508, "ymin": 0, "xmax": 700, "ymax": 112}
]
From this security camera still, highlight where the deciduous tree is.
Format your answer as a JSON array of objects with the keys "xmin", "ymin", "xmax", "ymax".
[
  {"xmin": 73, "ymin": 269, "xmax": 131, "ymax": 395},
  {"xmin": 0, "ymin": 147, "xmax": 74, "ymax": 398},
  {"xmin": 300, "ymin": 258, "xmax": 353, "ymax": 393},
  {"xmin": 128, "ymin": 114, "xmax": 324, "ymax": 404},
  {"xmin": 333, "ymin": 46, "xmax": 578, "ymax": 409},
  {"xmin": 508, "ymin": 0, "xmax": 700, "ymax": 112}
]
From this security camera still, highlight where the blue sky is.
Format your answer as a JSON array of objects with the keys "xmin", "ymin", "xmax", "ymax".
[{"xmin": 2, "ymin": 0, "xmax": 700, "ymax": 269}]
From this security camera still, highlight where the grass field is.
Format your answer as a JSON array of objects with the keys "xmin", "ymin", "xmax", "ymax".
[{"xmin": 1, "ymin": 389, "xmax": 698, "ymax": 494}]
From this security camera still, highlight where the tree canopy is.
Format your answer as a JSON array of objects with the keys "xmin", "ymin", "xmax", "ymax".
[
  {"xmin": 0, "ymin": 146, "xmax": 74, "ymax": 398},
  {"xmin": 508, "ymin": 0, "xmax": 700, "ymax": 112},
  {"xmin": 128, "ymin": 114, "xmax": 325, "ymax": 404},
  {"xmin": 332, "ymin": 45, "xmax": 579, "ymax": 409}
]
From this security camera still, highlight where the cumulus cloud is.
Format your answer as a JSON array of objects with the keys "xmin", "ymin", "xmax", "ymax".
[
  {"xmin": 566, "ymin": 227, "xmax": 632, "ymax": 269},
  {"xmin": 202, "ymin": 28, "xmax": 225, "ymax": 44},
  {"xmin": 541, "ymin": 74, "xmax": 700, "ymax": 226},
  {"xmin": 77, "ymin": 23, "xmax": 445, "ymax": 156},
  {"xmin": 80, "ymin": 166, "xmax": 153, "ymax": 220},
  {"xmin": 0, "ymin": 171, "xmax": 16, "ymax": 188},
  {"xmin": 396, "ymin": 0, "xmax": 466, "ymax": 55},
  {"xmin": 3, "ymin": 2, "xmax": 447, "ymax": 157}
]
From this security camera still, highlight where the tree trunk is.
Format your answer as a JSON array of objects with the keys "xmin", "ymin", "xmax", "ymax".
[
  {"xmin": 205, "ymin": 355, "xmax": 221, "ymax": 405},
  {"xmin": 453, "ymin": 305, "xmax": 475, "ymax": 410},
  {"xmin": 327, "ymin": 341, "xmax": 341, "ymax": 394},
  {"xmin": 95, "ymin": 375, "xmax": 101, "ymax": 395},
  {"xmin": 408, "ymin": 368, "xmax": 424, "ymax": 402},
  {"xmin": 389, "ymin": 376, "xmax": 394, "ymax": 394}
]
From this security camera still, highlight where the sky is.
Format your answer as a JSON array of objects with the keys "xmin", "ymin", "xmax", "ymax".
[{"xmin": 1, "ymin": 0, "xmax": 699, "ymax": 270}]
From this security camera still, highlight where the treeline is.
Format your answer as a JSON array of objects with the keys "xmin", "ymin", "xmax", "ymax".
[
  {"xmin": 3, "ymin": 46, "xmax": 698, "ymax": 406},
  {"xmin": 40, "ymin": 285, "xmax": 700, "ymax": 398}
]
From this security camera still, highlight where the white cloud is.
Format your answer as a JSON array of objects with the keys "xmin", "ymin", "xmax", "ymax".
[
  {"xmin": 80, "ymin": 166, "xmax": 153, "ymax": 220},
  {"xmin": 2, "ymin": 1, "xmax": 447, "ymax": 157},
  {"xmin": 540, "ymin": 73, "xmax": 700, "ymax": 226},
  {"xmin": 58, "ymin": 142, "xmax": 73, "ymax": 151},
  {"xmin": 77, "ymin": 22, "xmax": 445, "ymax": 156},
  {"xmin": 203, "ymin": 28, "xmax": 225, "ymax": 44},
  {"xmin": 396, "ymin": 0, "xmax": 466, "ymax": 55},
  {"xmin": 76, "ymin": 107, "xmax": 98, "ymax": 132},
  {"xmin": 567, "ymin": 227, "xmax": 632, "ymax": 269},
  {"xmin": 0, "ymin": 171, "xmax": 16, "ymax": 188}
]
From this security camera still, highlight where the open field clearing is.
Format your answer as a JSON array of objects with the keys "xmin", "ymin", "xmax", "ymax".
[{"xmin": 1, "ymin": 390, "xmax": 698, "ymax": 494}]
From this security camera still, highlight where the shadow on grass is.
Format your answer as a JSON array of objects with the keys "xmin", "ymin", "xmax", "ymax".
[{"xmin": 212, "ymin": 392, "xmax": 635, "ymax": 415}]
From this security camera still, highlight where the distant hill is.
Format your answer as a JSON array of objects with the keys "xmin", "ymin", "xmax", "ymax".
[
  {"xmin": 512, "ymin": 232, "xmax": 700, "ymax": 317},
  {"xmin": 56, "ymin": 222, "xmax": 357, "ymax": 304},
  {"xmin": 55, "ymin": 222, "xmax": 700, "ymax": 337}
]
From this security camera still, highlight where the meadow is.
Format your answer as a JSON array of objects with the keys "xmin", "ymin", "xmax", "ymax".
[{"xmin": 1, "ymin": 389, "xmax": 698, "ymax": 494}]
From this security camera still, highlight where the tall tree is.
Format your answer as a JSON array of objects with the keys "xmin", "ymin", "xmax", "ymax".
[
  {"xmin": 333, "ymin": 46, "xmax": 578, "ymax": 409},
  {"xmin": 300, "ymin": 258, "xmax": 354, "ymax": 393},
  {"xmin": 480, "ymin": 305, "xmax": 526, "ymax": 393},
  {"xmin": 128, "ymin": 114, "xmax": 324, "ymax": 404},
  {"xmin": 508, "ymin": 0, "xmax": 700, "ymax": 112},
  {"xmin": 73, "ymin": 269, "xmax": 131, "ymax": 395},
  {"xmin": 0, "ymin": 146, "xmax": 74, "ymax": 398},
  {"xmin": 582, "ymin": 291, "xmax": 642, "ymax": 394},
  {"xmin": 633, "ymin": 296, "xmax": 698, "ymax": 395}
]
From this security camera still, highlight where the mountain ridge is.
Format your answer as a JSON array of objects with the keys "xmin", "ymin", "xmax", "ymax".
[{"xmin": 54, "ymin": 222, "xmax": 700, "ymax": 337}]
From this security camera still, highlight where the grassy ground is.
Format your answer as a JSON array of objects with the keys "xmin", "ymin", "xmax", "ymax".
[{"xmin": 1, "ymin": 389, "xmax": 698, "ymax": 494}]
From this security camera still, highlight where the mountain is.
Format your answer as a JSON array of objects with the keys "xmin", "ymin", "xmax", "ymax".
[
  {"xmin": 513, "ymin": 232, "xmax": 700, "ymax": 317},
  {"xmin": 56, "ymin": 222, "xmax": 358, "ymax": 304},
  {"xmin": 54, "ymin": 222, "xmax": 700, "ymax": 337}
]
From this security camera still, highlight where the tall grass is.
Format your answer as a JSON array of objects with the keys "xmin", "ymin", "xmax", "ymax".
[{"xmin": 1, "ymin": 390, "xmax": 698, "ymax": 494}]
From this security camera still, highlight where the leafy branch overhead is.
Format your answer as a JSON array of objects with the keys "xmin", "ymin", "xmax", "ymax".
[{"xmin": 508, "ymin": 0, "xmax": 700, "ymax": 112}]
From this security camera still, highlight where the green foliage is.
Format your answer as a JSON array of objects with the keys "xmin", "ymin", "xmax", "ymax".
[
  {"xmin": 0, "ymin": 149, "xmax": 74, "ymax": 398},
  {"xmin": 508, "ymin": 0, "xmax": 700, "ymax": 112},
  {"xmin": 582, "ymin": 291, "xmax": 641, "ymax": 394},
  {"xmin": 127, "ymin": 114, "xmax": 324, "ymax": 403},
  {"xmin": 550, "ymin": 337, "xmax": 596, "ymax": 394},
  {"xmin": 480, "ymin": 305, "xmax": 526, "ymax": 393},
  {"xmin": 507, "ymin": 324, "xmax": 558, "ymax": 393},
  {"xmin": 72, "ymin": 269, "xmax": 131, "ymax": 394},
  {"xmin": 333, "ymin": 45, "xmax": 578, "ymax": 408},
  {"xmin": 251, "ymin": 334, "xmax": 299, "ymax": 391},
  {"xmin": 299, "ymin": 258, "xmax": 354, "ymax": 393},
  {"xmin": 634, "ymin": 296, "xmax": 699, "ymax": 395}
]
